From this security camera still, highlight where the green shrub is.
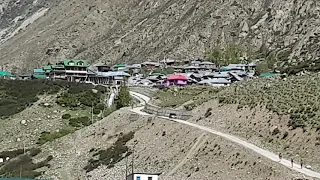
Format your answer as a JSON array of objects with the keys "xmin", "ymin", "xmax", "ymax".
[
  {"xmin": 115, "ymin": 87, "xmax": 131, "ymax": 109},
  {"xmin": 0, "ymin": 80, "xmax": 71, "ymax": 118},
  {"xmin": 62, "ymin": 113, "xmax": 71, "ymax": 119},
  {"xmin": 37, "ymin": 128, "xmax": 75, "ymax": 145},
  {"xmin": 69, "ymin": 116, "xmax": 91, "ymax": 127},
  {"xmin": 84, "ymin": 131, "xmax": 135, "ymax": 172},
  {"xmin": 103, "ymin": 105, "xmax": 116, "ymax": 117},
  {"xmin": 0, "ymin": 148, "xmax": 52, "ymax": 178}
]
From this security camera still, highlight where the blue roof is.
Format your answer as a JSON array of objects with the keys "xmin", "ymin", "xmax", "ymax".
[
  {"xmin": 33, "ymin": 69, "xmax": 45, "ymax": 73},
  {"xmin": 97, "ymin": 71, "xmax": 131, "ymax": 77}
]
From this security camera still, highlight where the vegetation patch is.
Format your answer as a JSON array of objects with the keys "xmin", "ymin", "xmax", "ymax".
[
  {"xmin": 69, "ymin": 116, "xmax": 91, "ymax": 127},
  {"xmin": 84, "ymin": 131, "xmax": 135, "ymax": 172},
  {"xmin": 218, "ymin": 75, "xmax": 320, "ymax": 129},
  {"xmin": 56, "ymin": 85, "xmax": 107, "ymax": 108},
  {"xmin": 37, "ymin": 127, "xmax": 76, "ymax": 145},
  {"xmin": 0, "ymin": 80, "xmax": 68, "ymax": 118},
  {"xmin": 156, "ymin": 86, "xmax": 206, "ymax": 108},
  {"xmin": 0, "ymin": 148, "xmax": 52, "ymax": 178},
  {"xmin": 114, "ymin": 86, "xmax": 131, "ymax": 109}
]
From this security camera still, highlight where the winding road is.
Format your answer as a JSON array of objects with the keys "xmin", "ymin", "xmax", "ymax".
[{"xmin": 129, "ymin": 91, "xmax": 320, "ymax": 179}]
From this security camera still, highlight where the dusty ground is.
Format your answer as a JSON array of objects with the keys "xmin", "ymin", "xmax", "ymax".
[
  {"xmin": 190, "ymin": 99, "xmax": 320, "ymax": 173},
  {"xmin": 0, "ymin": 94, "xmax": 92, "ymax": 151},
  {"xmin": 25, "ymin": 107, "xmax": 310, "ymax": 180}
]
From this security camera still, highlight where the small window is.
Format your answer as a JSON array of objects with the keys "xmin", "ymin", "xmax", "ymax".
[
  {"xmin": 136, "ymin": 177, "xmax": 141, "ymax": 180},
  {"xmin": 148, "ymin": 177, "xmax": 153, "ymax": 180}
]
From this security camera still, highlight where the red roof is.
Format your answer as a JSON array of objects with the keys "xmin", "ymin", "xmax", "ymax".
[{"xmin": 167, "ymin": 74, "xmax": 188, "ymax": 81}]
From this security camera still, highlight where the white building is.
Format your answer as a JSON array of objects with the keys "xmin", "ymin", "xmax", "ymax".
[{"xmin": 127, "ymin": 173, "xmax": 161, "ymax": 180}]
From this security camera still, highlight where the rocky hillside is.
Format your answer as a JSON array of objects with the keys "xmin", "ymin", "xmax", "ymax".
[{"xmin": 0, "ymin": 0, "xmax": 320, "ymax": 71}]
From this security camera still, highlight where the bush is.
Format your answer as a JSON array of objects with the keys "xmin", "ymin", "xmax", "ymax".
[
  {"xmin": 115, "ymin": 87, "xmax": 131, "ymax": 109},
  {"xmin": 93, "ymin": 103, "xmax": 105, "ymax": 114},
  {"xmin": 0, "ymin": 148, "xmax": 53, "ymax": 178},
  {"xmin": 62, "ymin": 113, "xmax": 71, "ymax": 119},
  {"xmin": 84, "ymin": 131, "xmax": 135, "ymax": 172},
  {"xmin": 57, "ymin": 89, "xmax": 102, "ymax": 108},
  {"xmin": 37, "ymin": 128, "xmax": 75, "ymax": 145},
  {"xmin": 69, "ymin": 116, "xmax": 91, "ymax": 127},
  {"xmin": 0, "ymin": 80, "xmax": 70, "ymax": 118}
]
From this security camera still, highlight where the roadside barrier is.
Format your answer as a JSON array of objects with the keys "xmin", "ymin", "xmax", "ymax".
[{"xmin": 143, "ymin": 103, "xmax": 192, "ymax": 120}]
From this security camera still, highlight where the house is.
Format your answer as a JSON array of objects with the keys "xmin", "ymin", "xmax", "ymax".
[
  {"xmin": 19, "ymin": 73, "xmax": 32, "ymax": 80},
  {"xmin": 63, "ymin": 59, "xmax": 89, "ymax": 82},
  {"xmin": 0, "ymin": 71, "xmax": 14, "ymax": 79},
  {"xmin": 183, "ymin": 66, "xmax": 200, "ymax": 73},
  {"xmin": 197, "ymin": 78, "xmax": 231, "ymax": 87},
  {"xmin": 126, "ymin": 173, "xmax": 161, "ymax": 180},
  {"xmin": 32, "ymin": 69, "xmax": 47, "ymax": 79},
  {"xmin": 141, "ymin": 61, "xmax": 160, "ymax": 69},
  {"xmin": 51, "ymin": 63, "xmax": 66, "ymax": 80},
  {"xmin": 165, "ymin": 74, "xmax": 188, "ymax": 86},
  {"xmin": 42, "ymin": 65, "xmax": 52, "ymax": 77},
  {"xmin": 87, "ymin": 71, "xmax": 131, "ymax": 85},
  {"xmin": 96, "ymin": 65, "xmax": 111, "ymax": 72},
  {"xmin": 160, "ymin": 59, "xmax": 176, "ymax": 66},
  {"xmin": 220, "ymin": 64, "xmax": 246, "ymax": 71},
  {"xmin": 199, "ymin": 61, "xmax": 217, "ymax": 70},
  {"xmin": 113, "ymin": 64, "xmax": 127, "ymax": 71}
]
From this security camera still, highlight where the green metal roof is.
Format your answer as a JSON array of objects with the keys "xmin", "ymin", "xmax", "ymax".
[
  {"xmin": 63, "ymin": 59, "xmax": 89, "ymax": 67},
  {"xmin": 42, "ymin": 66, "xmax": 52, "ymax": 71},
  {"xmin": 32, "ymin": 74, "xmax": 47, "ymax": 79},
  {"xmin": 0, "ymin": 71, "xmax": 14, "ymax": 77},
  {"xmin": 52, "ymin": 65, "xmax": 65, "ymax": 69},
  {"xmin": 114, "ymin": 64, "xmax": 126, "ymax": 68},
  {"xmin": 259, "ymin": 73, "xmax": 277, "ymax": 77}
]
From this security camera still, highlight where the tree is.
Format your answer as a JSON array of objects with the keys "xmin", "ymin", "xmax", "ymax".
[{"xmin": 115, "ymin": 86, "xmax": 131, "ymax": 109}]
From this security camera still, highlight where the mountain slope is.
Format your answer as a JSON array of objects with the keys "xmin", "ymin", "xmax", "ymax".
[{"xmin": 1, "ymin": 0, "xmax": 320, "ymax": 71}]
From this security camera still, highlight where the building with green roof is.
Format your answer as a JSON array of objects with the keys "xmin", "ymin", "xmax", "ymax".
[
  {"xmin": 62, "ymin": 59, "xmax": 89, "ymax": 82},
  {"xmin": 0, "ymin": 71, "xmax": 14, "ymax": 79},
  {"xmin": 63, "ymin": 59, "xmax": 89, "ymax": 67}
]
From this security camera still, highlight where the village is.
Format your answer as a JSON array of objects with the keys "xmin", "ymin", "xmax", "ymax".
[{"xmin": 0, "ymin": 58, "xmax": 277, "ymax": 87}]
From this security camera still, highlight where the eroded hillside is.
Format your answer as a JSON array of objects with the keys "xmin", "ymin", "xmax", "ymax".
[{"xmin": 0, "ymin": 0, "xmax": 320, "ymax": 71}]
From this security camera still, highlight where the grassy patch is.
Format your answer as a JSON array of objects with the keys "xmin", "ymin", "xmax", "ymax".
[
  {"xmin": 156, "ymin": 86, "xmax": 221, "ymax": 108},
  {"xmin": 0, "ymin": 80, "xmax": 67, "ymax": 118},
  {"xmin": 218, "ymin": 75, "xmax": 320, "ymax": 129},
  {"xmin": 0, "ymin": 148, "xmax": 52, "ymax": 178},
  {"xmin": 84, "ymin": 131, "xmax": 135, "ymax": 172},
  {"xmin": 37, "ymin": 127, "xmax": 76, "ymax": 145}
]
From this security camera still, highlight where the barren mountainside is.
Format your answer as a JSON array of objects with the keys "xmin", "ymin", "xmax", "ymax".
[{"xmin": 0, "ymin": 0, "xmax": 320, "ymax": 71}]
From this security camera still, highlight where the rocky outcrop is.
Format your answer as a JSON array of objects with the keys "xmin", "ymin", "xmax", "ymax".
[{"xmin": 0, "ymin": 0, "xmax": 320, "ymax": 71}]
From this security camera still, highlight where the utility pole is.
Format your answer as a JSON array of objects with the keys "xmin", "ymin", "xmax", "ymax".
[
  {"xmin": 125, "ymin": 156, "xmax": 128, "ymax": 180},
  {"xmin": 131, "ymin": 144, "xmax": 135, "ymax": 176},
  {"xmin": 91, "ymin": 102, "xmax": 94, "ymax": 124}
]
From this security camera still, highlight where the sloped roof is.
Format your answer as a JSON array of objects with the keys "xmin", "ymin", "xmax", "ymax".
[
  {"xmin": 63, "ymin": 59, "xmax": 89, "ymax": 67},
  {"xmin": 33, "ymin": 69, "xmax": 45, "ymax": 73},
  {"xmin": 167, "ymin": 74, "xmax": 188, "ymax": 81},
  {"xmin": 0, "ymin": 71, "xmax": 14, "ymax": 77},
  {"xmin": 42, "ymin": 66, "xmax": 52, "ymax": 70},
  {"xmin": 97, "ymin": 71, "xmax": 130, "ymax": 77},
  {"xmin": 198, "ymin": 78, "xmax": 231, "ymax": 84}
]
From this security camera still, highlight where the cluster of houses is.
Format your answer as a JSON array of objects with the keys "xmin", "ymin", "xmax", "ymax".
[{"xmin": 0, "ymin": 58, "xmax": 275, "ymax": 87}]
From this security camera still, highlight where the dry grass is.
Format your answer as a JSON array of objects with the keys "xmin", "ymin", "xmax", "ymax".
[
  {"xmin": 155, "ymin": 86, "xmax": 221, "ymax": 108},
  {"xmin": 217, "ymin": 75, "xmax": 320, "ymax": 129}
]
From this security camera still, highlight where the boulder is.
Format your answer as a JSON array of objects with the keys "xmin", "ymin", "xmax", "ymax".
[
  {"xmin": 43, "ymin": 103, "xmax": 50, "ymax": 107},
  {"xmin": 92, "ymin": 89, "xmax": 98, "ymax": 93},
  {"xmin": 306, "ymin": 165, "xmax": 312, "ymax": 169},
  {"xmin": 21, "ymin": 120, "xmax": 27, "ymax": 125},
  {"xmin": 270, "ymin": 126, "xmax": 280, "ymax": 135}
]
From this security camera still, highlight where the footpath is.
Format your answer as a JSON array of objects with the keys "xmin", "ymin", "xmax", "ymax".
[{"xmin": 129, "ymin": 91, "xmax": 320, "ymax": 179}]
